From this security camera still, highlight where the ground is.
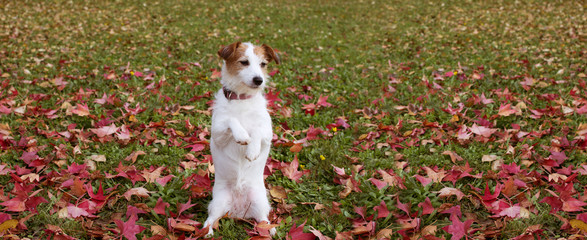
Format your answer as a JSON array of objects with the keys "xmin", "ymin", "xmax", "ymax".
[{"xmin": 0, "ymin": 0, "xmax": 586, "ymax": 239}]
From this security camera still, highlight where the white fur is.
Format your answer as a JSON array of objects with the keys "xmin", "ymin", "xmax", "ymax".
[{"xmin": 204, "ymin": 42, "xmax": 275, "ymax": 237}]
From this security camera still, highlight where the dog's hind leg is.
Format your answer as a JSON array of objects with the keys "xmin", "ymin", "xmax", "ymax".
[
  {"xmin": 247, "ymin": 185, "xmax": 275, "ymax": 236},
  {"xmin": 204, "ymin": 186, "xmax": 231, "ymax": 237}
]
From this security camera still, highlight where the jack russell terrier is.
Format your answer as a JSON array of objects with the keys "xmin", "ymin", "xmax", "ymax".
[{"xmin": 204, "ymin": 41, "xmax": 280, "ymax": 237}]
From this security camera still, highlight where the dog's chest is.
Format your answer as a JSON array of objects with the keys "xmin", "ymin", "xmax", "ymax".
[{"xmin": 226, "ymin": 101, "xmax": 270, "ymax": 128}]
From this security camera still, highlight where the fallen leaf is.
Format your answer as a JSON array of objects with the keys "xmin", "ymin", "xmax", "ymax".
[
  {"xmin": 309, "ymin": 226, "xmax": 332, "ymax": 240},
  {"xmin": 91, "ymin": 123, "xmax": 119, "ymax": 138},
  {"xmin": 115, "ymin": 214, "xmax": 146, "ymax": 240},
  {"xmin": 376, "ymin": 228, "xmax": 393, "ymax": 239},
  {"xmin": 497, "ymin": 103, "xmax": 518, "ymax": 116},
  {"xmin": 0, "ymin": 219, "xmax": 18, "ymax": 232},
  {"xmin": 270, "ymin": 185, "xmax": 288, "ymax": 203},
  {"xmin": 482, "ymin": 154, "xmax": 498, "ymax": 162},
  {"xmin": 90, "ymin": 154, "xmax": 106, "ymax": 162},
  {"xmin": 123, "ymin": 187, "xmax": 151, "ymax": 201},
  {"xmin": 570, "ymin": 219, "xmax": 587, "ymax": 232},
  {"xmin": 442, "ymin": 151, "xmax": 463, "ymax": 163},
  {"xmin": 287, "ymin": 220, "xmax": 315, "ymax": 240},
  {"xmin": 438, "ymin": 187, "xmax": 466, "ymax": 201}
]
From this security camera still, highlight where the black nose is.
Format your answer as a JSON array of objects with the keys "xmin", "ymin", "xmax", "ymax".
[{"xmin": 252, "ymin": 76, "xmax": 263, "ymax": 86}]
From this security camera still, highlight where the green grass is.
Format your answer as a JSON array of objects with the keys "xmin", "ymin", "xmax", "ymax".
[{"xmin": 1, "ymin": 0, "xmax": 585, "ymax": 239}]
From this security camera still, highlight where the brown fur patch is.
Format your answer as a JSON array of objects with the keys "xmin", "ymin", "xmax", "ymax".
[
  {"xmin": 221, "ymin": 43, "xmax": 249, "ymax": 76},
  {"xmin": 254, "ymin": 44, "xmax": 280, "ymax": 65}
]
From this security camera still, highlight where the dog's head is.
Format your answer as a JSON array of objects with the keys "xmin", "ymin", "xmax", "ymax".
[{"xmin": 218, "ymin": 42, "xmax": 279, "ymax": 92}]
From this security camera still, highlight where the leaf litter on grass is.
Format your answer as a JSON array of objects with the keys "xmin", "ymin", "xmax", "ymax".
[{"xmin": 0, "ymin": 0, "xmax": 586, "ymax": 239}]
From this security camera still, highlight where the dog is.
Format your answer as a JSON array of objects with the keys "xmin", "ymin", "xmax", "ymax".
[{"xmin": 204, "ymin": 41, "xmax": 280, "ymax": 237}]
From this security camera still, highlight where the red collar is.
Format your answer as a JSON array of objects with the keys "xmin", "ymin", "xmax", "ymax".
[{"xmin": 223, "ymin": 87, "xmax": 252, "ymax": 100}]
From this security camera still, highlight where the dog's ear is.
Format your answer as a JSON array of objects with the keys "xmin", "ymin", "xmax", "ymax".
[
  {"xmin": 218, "ymin": 42, "xmax": 241, "ymax": 60},
  {"xmin": 262, "ymin": 44, "xmax": 280, "ymax": 65}
]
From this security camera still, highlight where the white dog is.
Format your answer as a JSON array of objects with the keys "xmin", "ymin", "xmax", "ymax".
[{"xmin": 204, "ymin": 41, "xmax": 279, "ymax": 237}]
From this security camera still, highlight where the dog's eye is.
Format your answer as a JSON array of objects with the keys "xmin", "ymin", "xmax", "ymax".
[
  {"xmin": 260, "ymin": 62, "xmax": 267, "ymax": 68},
  {"xmin": 239, "ymin": 60, "xmax": 249, "ymax": 66}
]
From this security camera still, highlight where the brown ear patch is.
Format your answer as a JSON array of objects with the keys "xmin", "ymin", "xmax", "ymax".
[
  {"xmin": 254, "ymin": 44, "xmax": 280, "ymax": 65},
  {"xmin": 263, "ymin": 44, "xmax": 280, "ymax": 64},
  {"xmin": 218, "ymin": 42, "xmax": 242, "ymax": 60},
  {"xmin": 222, "ymin": 43, "xmax": 249, "ymax": 76}
]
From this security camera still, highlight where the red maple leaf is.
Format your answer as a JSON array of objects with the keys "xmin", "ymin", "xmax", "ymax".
[
  {"xmin": 479, "ymin": 93, "xmax": 494, "ymax": 105},
  {"xmin": 418, "ymin": 197, "xmax": 435, "ymax": 215},
  {"xmin": 369, "ymin": 169, "xmax": 406, "ymax": 189},
  {"xmin": 210, "ymin": 69, "xmax": 221, "ymax": 79},
  {"xmin": 316, "ymin": 95, "xmax": 333, "ymax": 108},
  {"xmin": 497, "ymin": 103, "xmax": 518, "ymax": 116},
  {"xmin": 185, "ymin": 143, "xmax": 206, "ymax": 152},
  {"xmin": 334, "ymin": 117, "xmax": 350, "ymax": 129},
  {"xmin": 469, "ymin": 124, "xmax": 496, "ymax": 138},
  {"xmin": 456, "ymin": 125, "xmax": 472, "ymax": 140},
  {"xmin": 156, "ymin": 175, "xmax": 174, "ymax": 186},
  {"xmin": 286, "ymin": 220, "xmax": 315, "ymax": 240},
  {"xmin": 26, "ymin": 195, "xmax": 48, "ymax": 214},
  {"xmin": 480, "ymin": 183, "xmax": 502, "ymax": 202},
  {"xmin": 265, "ymin": 89, "xmax": 283, "ymax": 106},
  {"xmin": 71, "ymin": 103, "xmax": 90, "ymax": 116},
  {"xmin": 396, "ymin": 197, "xmax": 411, "ymax": 215},
  {"xmin": 576, "ymin": 104, "xmax": 587, "ymax": 114},
  {"xmin": 280, "ymin": 155, "xmax": 310, "ymax": 182},
  {"xmin": 124, "ymin": 103, "xmax": 146, "ymax": 115},
  {"xmin": 443, "ymin": 212, "xmax": 473, "ymax": 240},
  {"xmin": 562, "ymin": 197, "xmax": 587, "ymax": 212},
  {"xmin": 85, "ymin": 182, "xmax": 108, "ymax": 201},
  {"xmin": 305, "ymin": 126, "xmax": 328, "ymax": 141},
  {"xmin": 540, "ymin": 196, "xmax": 562, "ymax": 213},
  {"xmin": 308, "ymin": 226, "xmax": 331, "ymax": 240},
  {"xmin": 115, "ymin": 214, "xmax": 146, "ymax": 240},
  {"xmin": 0, "ymin": 197, "xmax": 26, "ymax": 212},
  {"xmin": 117, "ymin": 125, "xmax": 132, "ymax": 140},
  {"xmin": 413, "ymin": 174, "xmax": 432, "ymax": 187},
  {"xmin": 91, "ymin": 123, "xmax": 119, "ymax": 138},
  {"xmin": 549, "ymin": 151, "xmax": 568, "ymax": 162},
  {"xmin": 19, "ymin": 151, "xmax": 39, "ymax": 164},
  {"xmin": 177, "ymin": 198, "xmax": 196, "ymax": 216},
  {"xmin": 302, "ymin": 103, "xmax": 317, "ymax": 115},
  {"xmin": 154, "ymin": 197, "xmax": 170, "ymax": 215},
  {"xmin": 494, "ymin": 205, "xmax": 521, "ymax": 218},
  {"xmin": 67, "ymin": 204, "xmax": 97, "ymax": 218},
  {"xmin": 373, "ymin": 200, "xmax": 390, "ymax": 219},
  {"xmin": 0, "ymin": 105, "xmax": 11, "ymax": 114},
  {"xmin": 125, "ymin": 205, "xmax": 146, "ymax": 219}
]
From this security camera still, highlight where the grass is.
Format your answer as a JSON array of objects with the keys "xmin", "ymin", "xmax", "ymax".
[{"xmin": 1, "ymin": 0, "xmax": 585, "ymax": 239}]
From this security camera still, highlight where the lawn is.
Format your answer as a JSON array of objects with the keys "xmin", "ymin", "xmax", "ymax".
[{"xmin": 0, "ymin": 0, "xmax": 586, "ymax": 239}]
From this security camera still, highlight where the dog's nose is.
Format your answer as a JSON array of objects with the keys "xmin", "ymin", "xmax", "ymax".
[{"xmin": 252, "ymin": 76, "xmax": 263, "ymax": 86}]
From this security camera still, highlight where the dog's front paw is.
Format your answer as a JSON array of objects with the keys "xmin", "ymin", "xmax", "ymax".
[
  {"xmin": 245, "ymin": 146, "xmax": 260, "ymax": 161},
  {"xmin": 245, "ymin": 152, "xmax": 259, "ymax": 162},
  {"xmin": 232, "ymin": 132, "xmax": 251, "ymax": 145}
]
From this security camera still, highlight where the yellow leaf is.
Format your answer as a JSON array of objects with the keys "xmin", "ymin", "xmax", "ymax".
[
  {"xmin": 449, "ymin": 114, "xmax": 459, "ymax": 123},
  {"xmin": 570, "ymin": 219, "xmax": 587, "ymax": 232},
  {"xmin": 0, "ymin": 219, "xmax": 18, "ymax": 232}
]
